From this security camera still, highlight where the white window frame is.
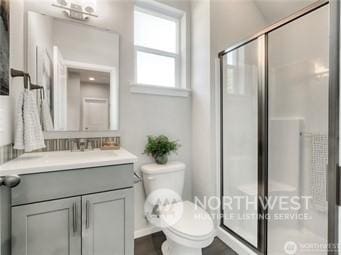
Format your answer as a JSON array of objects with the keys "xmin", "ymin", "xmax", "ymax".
[{"xmin": 132, "ymin": 0, "xmax": 190, "ymax": 97}]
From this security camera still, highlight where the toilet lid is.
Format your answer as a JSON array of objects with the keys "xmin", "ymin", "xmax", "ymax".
[{"xmin": 160, "ymin": 201, "xmax": 214, "ymax": 241}]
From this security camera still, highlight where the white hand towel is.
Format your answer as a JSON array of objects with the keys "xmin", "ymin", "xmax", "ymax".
[
  {"xmin": 13, "ymin": 91, "xmax": 24, "ymax": 150},
  {"xmin": 23, "ymin": 91, "xmax": 46, "ymax": 152},
  {"xmin": 41, "ymin": 97, "xmax": 54, "ymax": 131}
]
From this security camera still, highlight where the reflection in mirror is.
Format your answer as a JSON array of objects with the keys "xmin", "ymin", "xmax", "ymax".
[
  {"xmin": 66, "ymin": 68, "xmax": 110, "ymax": 131},
  {"xmin": 26, "ymin": 11, "xmax": 119, "ymax": 132}
]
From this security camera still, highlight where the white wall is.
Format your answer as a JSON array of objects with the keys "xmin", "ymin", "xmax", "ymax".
[
  {"xmin": 191, "ymin": 0, "xmax": 212, "ymax": 202},
  {"xmin": 0, "ymin": 98, "xmax": 11, "ymax": 146},
  {"xmin": 191, "ymin": 0, "xmax": 266, "ymax": 221},
  {"xmin": 210, "ymin": 0, "xmax": 266, "ymax": 54},
  {"xmin": 22, "ymin": 0, "xmax": 192, "ymax": 234},
  {"xmin": 0, "ymin": 0, "xmax": 25, "ymax": 147}
]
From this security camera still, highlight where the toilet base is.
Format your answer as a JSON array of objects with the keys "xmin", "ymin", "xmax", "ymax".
[{"xmin": 161, "ymin": 240, "xmax": 202, "ymax": 255}]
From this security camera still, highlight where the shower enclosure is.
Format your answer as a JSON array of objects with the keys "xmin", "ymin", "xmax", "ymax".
[{"xmin": 219, "ymin": 1, "xmax": 340, "ymax": 254}]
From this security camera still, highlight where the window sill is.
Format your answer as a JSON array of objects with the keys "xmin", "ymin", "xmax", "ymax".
[{"xmin": 130, "ymin": 84, "xmax": 191, "ymax": 97}]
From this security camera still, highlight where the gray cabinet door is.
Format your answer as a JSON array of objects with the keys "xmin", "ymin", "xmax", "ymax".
[
  {"xmin": 12, "ymin": 197, "xmax": 81, "ymax": 255},
  {"xmin": 82, "ymin": 189, "xmax": 134, "ymax": 255},
  {"xmin": 0, "ymin": 186, "xmax": 11, "ymax": 255}
]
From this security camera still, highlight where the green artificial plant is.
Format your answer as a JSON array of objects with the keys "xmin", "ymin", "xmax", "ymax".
[{"xmin": 144, "ymin": 135, "xmax": 180, "ymax": 164}]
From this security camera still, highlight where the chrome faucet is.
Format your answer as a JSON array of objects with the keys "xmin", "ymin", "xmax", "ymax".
[
  {"xmin": 70, "ymin": 139, "xmax": 79, "ymax": 152},
  {"xmin": 79, "ymin": 139, "xmax": 87, "ymax": 152},
  {"xmin": 70, "ymin": 138, "xmax": 94, "ymax": 152}
]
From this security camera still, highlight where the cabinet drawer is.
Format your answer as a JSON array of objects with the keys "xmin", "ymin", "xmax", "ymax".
[{"xmin": 12, "ymin": 164, "xmax": 134, "ymax": 206}]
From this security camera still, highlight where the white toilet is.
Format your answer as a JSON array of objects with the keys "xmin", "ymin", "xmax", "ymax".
[{"xmin": 141, "ymin": 161, "xmax": 215, "ymax": 255}]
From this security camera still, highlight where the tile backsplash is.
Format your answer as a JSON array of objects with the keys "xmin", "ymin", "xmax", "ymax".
[
  {"xmin": 0, "ymin": 144, "xmax": 20, "ymax": 165},
  {"xmin": 0, "ymin": 136, "xmax": 120, "ymax": 165}
]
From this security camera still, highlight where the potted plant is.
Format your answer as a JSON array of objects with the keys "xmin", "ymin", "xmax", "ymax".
[{"xmin": 144, "ymin": 135, "xmax": 180, "ymax": 164}]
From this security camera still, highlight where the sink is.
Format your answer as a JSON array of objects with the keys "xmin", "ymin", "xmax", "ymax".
[
  {"xmin": 0, "ymin": 148, "xmax": 137, "ymax": 176},
  {"xmin": 39, "ymin": 150, "xmax": 117, "ymax": 163},
  {"xmin": 58, "ymin": 150, "xmax": 116, "ymax": 158}
]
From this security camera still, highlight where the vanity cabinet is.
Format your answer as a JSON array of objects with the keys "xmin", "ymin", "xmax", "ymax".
[
  {"xmin": 82, "ymin": 189, "xmax": 133, "ymax": 255},
  {"xmin": 12, "ymin": 197, "xmax": 82, "ymax": 255},
  {"xmin": 11, "ymin": 189, "xmax": 133, "ymax": 255},
  {"xmin": 10, "ymin": 164, "xmax": 135, "ymax": 255}
]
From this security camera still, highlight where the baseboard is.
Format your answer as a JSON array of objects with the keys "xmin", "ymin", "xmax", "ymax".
[
  {"xmin": 216, "ymin": 227, "xmax": 257, "ymax": 255},
  {"xmin": 134, "ymin": 225, "xmax": 161, "ymax": 239}
]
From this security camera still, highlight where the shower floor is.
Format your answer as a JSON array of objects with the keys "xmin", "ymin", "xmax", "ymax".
[{"xmin": 268, "ymin": 227, "xmax": 326, "ymax": 255}]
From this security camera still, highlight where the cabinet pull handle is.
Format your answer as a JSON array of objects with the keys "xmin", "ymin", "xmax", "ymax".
[
  {"xmin": 1, "ymin": 175, "xmax": 21, "ymax": 188},
  {"xmin": 72, "ymin": 202, "xmax": 77, "ymax": 233},
  {"xmin": 86, "ymin": 200, "xmax": 90, "ymax": 229}
]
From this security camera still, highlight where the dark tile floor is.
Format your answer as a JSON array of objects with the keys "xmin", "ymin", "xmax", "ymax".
[{"xmin": 134, "ymin": 232, "xmax": 238, "ymax": 255}]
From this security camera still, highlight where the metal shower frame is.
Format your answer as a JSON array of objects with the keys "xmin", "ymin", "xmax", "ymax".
[{"xmin": 218, "ymin": 1, "xmax": 340, "ymax": 254}]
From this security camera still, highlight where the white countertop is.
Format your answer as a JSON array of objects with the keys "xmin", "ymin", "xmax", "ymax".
[{"xmin": 0, "ymin": 148, "xmax": 138, "ymax": 176}]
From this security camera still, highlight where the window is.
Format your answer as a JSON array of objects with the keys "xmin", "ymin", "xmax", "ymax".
[{"xmin": 134, "ymin": 4, "xmax": 184, "ymax": 89}]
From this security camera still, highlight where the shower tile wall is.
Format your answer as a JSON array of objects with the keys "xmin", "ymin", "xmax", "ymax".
[{"xmin": 267, "ymin": 5, "xmax": 329, "ymax": 253}]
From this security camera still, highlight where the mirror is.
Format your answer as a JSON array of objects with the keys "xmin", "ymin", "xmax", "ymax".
[{"xmin": 26, "ymin": 11, "xmax": 119, "ymax": 131}]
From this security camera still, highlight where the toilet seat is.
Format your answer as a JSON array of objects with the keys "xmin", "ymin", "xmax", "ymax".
[{"xmin": 160, "ymin": 201, "xmax": 215, "ymax": 247}]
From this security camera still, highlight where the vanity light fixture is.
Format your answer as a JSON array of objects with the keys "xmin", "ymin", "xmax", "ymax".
[
  {"xmin": 52, "ymin": 0, "xmax": 98, "ymax": 21},
  {"xmin": 89, "ymin": 77, "xmax": 95, "ymax": 81}
]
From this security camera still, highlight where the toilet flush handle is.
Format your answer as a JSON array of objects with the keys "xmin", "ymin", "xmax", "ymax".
[{"xmin": 134, "ymin": 172, "xmax": 142, "ymax": 184}]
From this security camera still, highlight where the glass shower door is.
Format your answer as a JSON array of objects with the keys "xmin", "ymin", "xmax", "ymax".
[
  {"xmin": 221, "ymin": 38, "xmax": 264, "ymax": 249},
  {"xmin": 267, "ymin": 5, "xmax": 329, "ymax": 255}
]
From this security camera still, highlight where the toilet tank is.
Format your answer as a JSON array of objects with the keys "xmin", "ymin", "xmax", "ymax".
[{"xmin": 141, "ymin": 162, "xmax": 185, "ymax": 198}]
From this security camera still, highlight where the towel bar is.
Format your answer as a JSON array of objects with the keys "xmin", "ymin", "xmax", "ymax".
[{"xmin": 10, "ymin": 68, "xmax": 44, "ymax": 91}]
